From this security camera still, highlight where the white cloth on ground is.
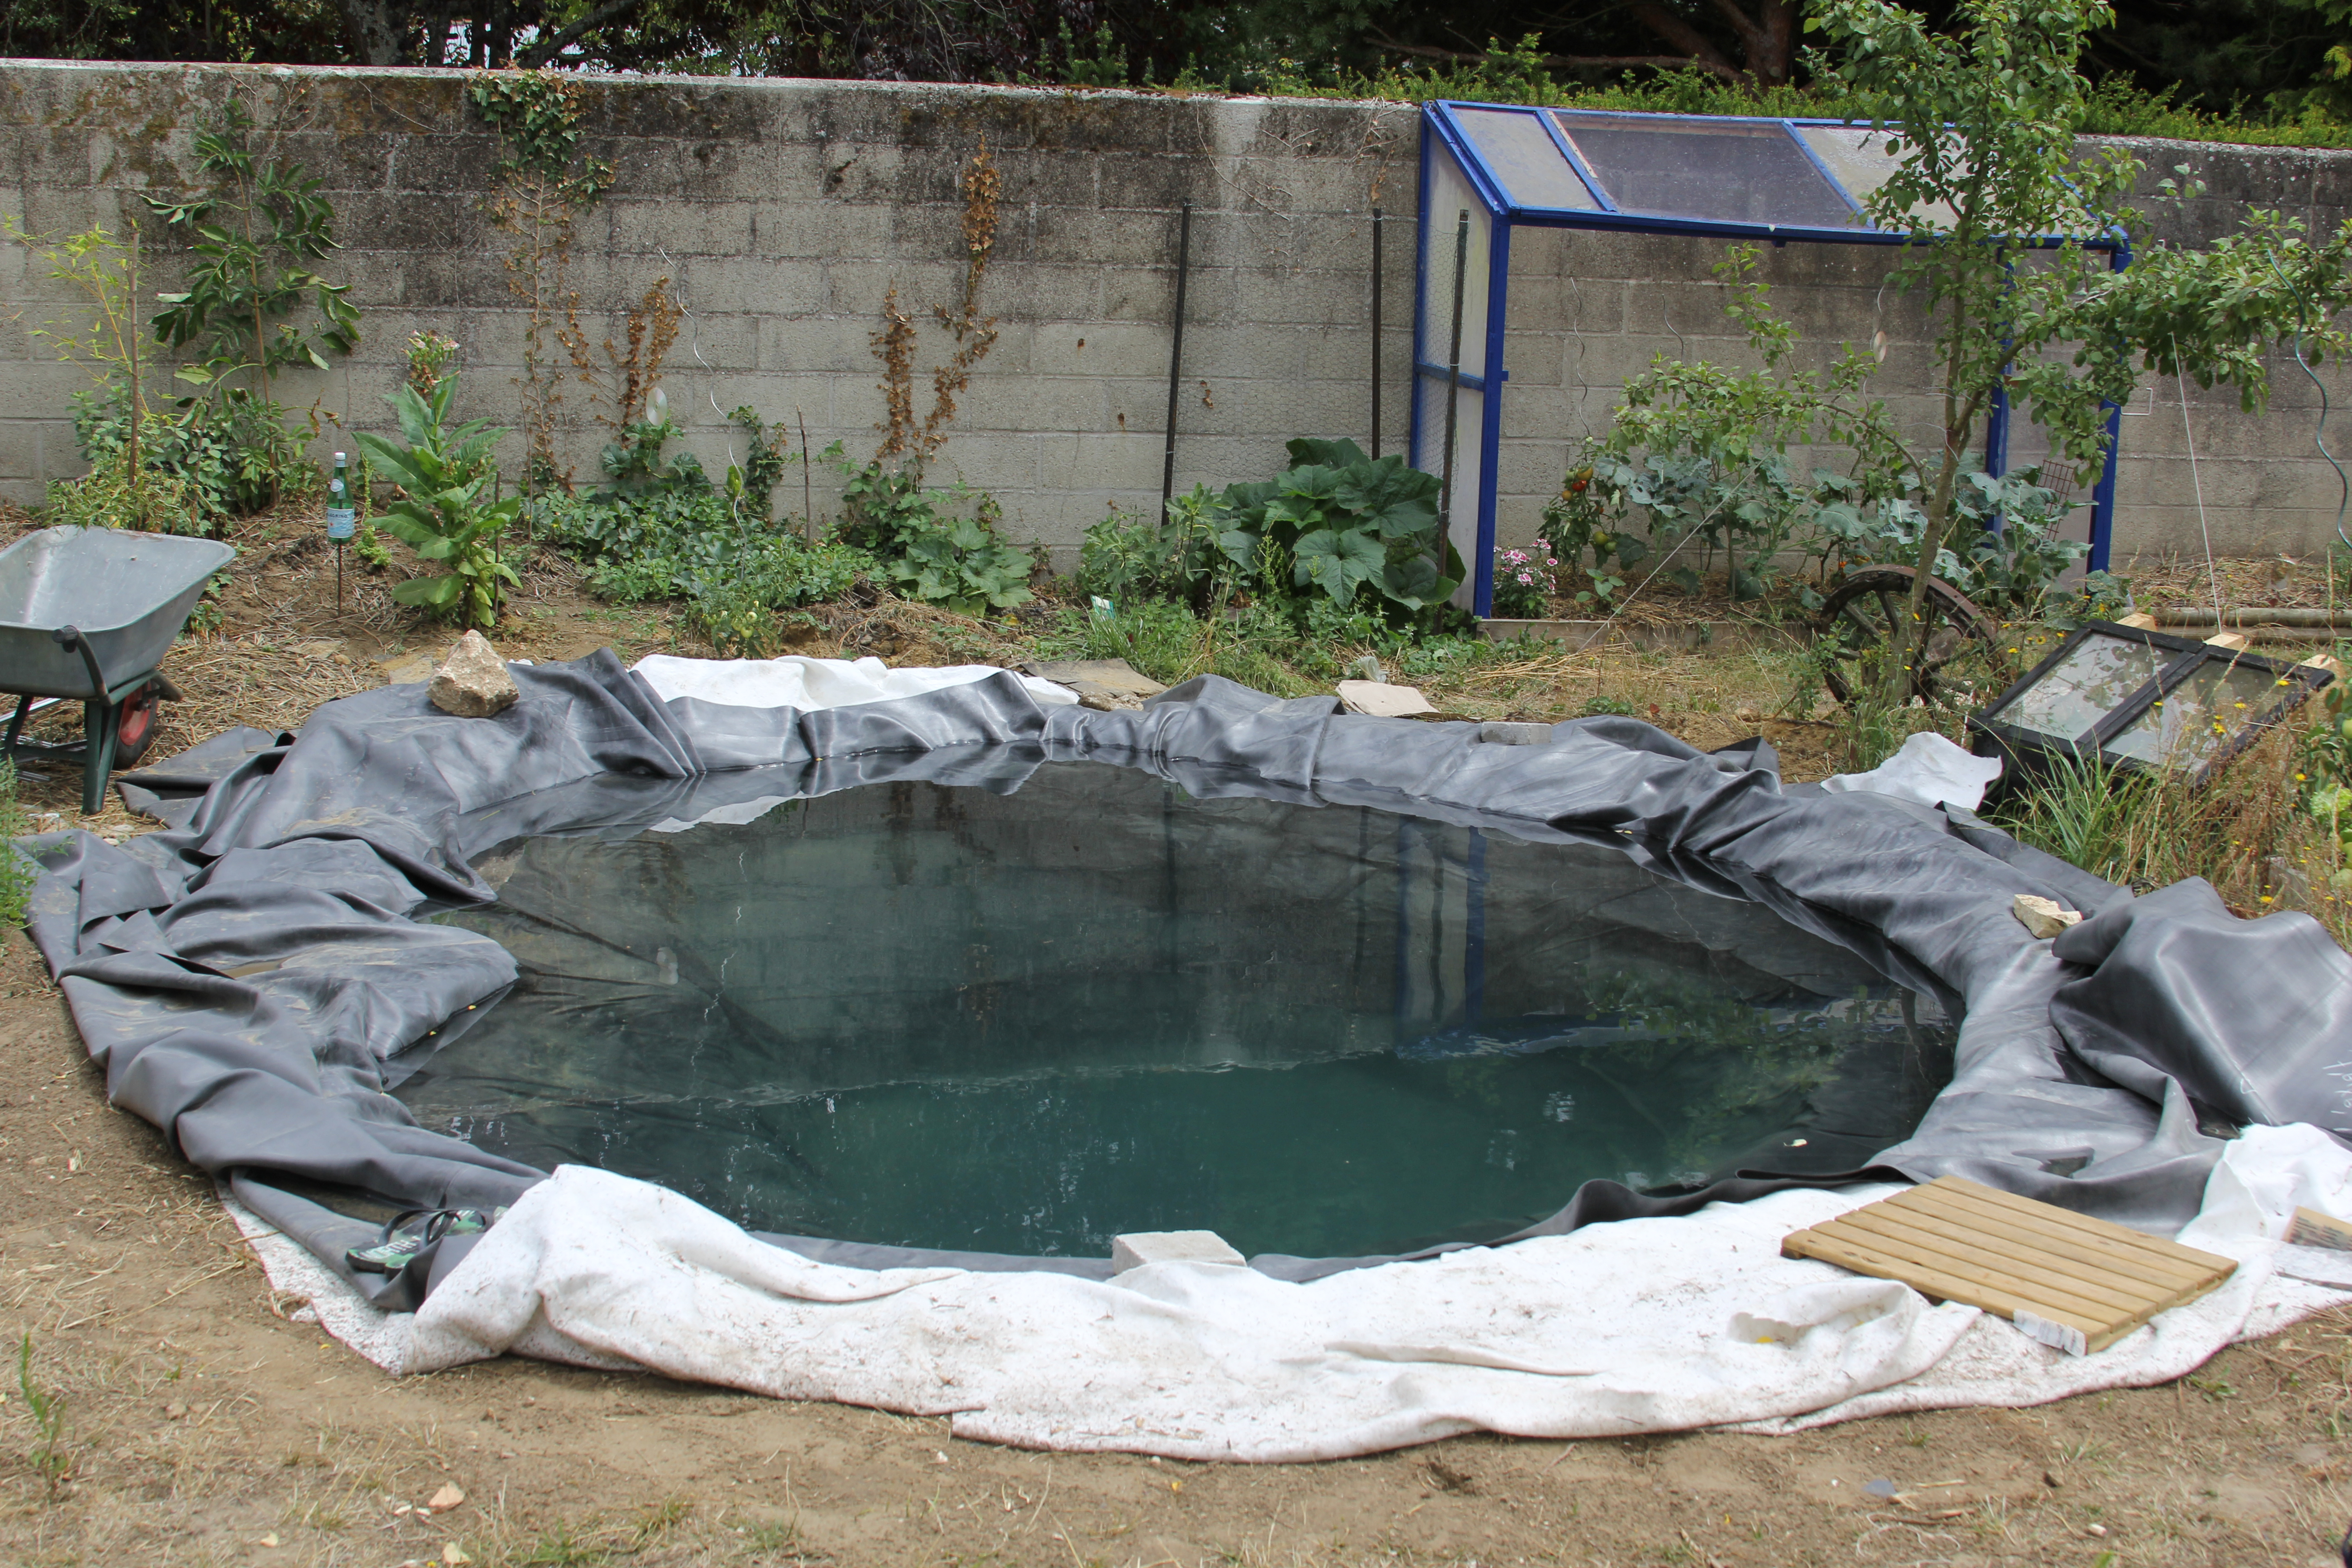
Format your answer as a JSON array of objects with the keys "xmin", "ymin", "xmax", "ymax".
[
  {"xmin": 630, "ymin": 652, "xmax": 1078, "ymax": 710},
  {"xmin": 229, "ymin": 1124, "xmax": 2352, "ymax": 1461},
  {"xmin": 1821, "ymin": 730, "xmax": 2005, "ymax": 811}
]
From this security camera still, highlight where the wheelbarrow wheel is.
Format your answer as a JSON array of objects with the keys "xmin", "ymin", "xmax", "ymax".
[
  {"xmin": 108, "ymin": 682, "xmax": 161, "ymax": 768},
  {"xmin": 1815, "ymin": 566, "xmax": 2004, "ymax": 707}
]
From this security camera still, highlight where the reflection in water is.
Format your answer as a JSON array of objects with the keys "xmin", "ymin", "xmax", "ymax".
[{"xmin": 400, "ymin": 762, "xmax": 1955, "ymax": 1259}]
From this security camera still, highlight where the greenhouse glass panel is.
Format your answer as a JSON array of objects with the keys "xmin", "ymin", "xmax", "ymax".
[
  {"xmin": 1793, "ymin": 127, "xmax": 1959, "ymax": 229},
  {"xmin": 1453, "ymin": 108, "xmax": 1599, "ymax": 211},
  {"xmin": 1436, "ymin": 386, "xmax": 1485, "ymax": 591},
  {"xmin": 1414, "ymin": 133, "xmax": 1496, "ymax": 605},
  {"xmin": 1416, "ymin": 148, "xmax": 1491, "ymax": 382},
  {"xmin": 1553, "ymin": 113, "xmax": 1857, "ymax": 228}
]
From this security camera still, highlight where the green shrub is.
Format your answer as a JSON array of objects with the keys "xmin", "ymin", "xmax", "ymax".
[
  {"xmin": 1077, "ymin": 498, "xmax": 1227, "ymax": 607},
  {"xmin": 0, "ymin": 762, "xmax": 36, "ymax": 929},
  {"xmin": 1078, "ymin": 439, "xmax": 1463, "ymax": 643},
  {"xmin": 1205, "ymin": 438, "xmax": 1459, "ymax": 618},
  {"xmin": 353, "ymin": 374, "xmax": 521, "ymax": 630},
  {"xmin": 1538, "ymin": 245, "xmax": 2090, "ymax": 616},
  {"xmin": 69, "ymin": 385, "xmax": 313, "ymax": 526},
  {"xmin": 43, "ymin": 446, "xmax": 212, "ymax": 535},
  {"xmin": 833, "ymin": 462, "xmax": 1036, "ymax": 615},
  {"xmin": 540, "ymin": 483, "xmax": 876, "ymax": 656}
]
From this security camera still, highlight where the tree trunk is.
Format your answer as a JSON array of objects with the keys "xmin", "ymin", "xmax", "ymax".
[
  {"xmin": 326, "ymin": 0, "xmax": 407, "ymax": 65},
  {"xmin": 1631, "ymin": 0, "xmax": 1799, "ymax": 84}
]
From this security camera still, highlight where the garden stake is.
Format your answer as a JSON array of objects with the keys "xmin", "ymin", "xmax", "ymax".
[
  {"xmin": 1439, "ymin": 210, "xmax": 1469, "ymax": 524},
  {"xmin": 1370, "ymin": 207, "xmax": 1382, "ymax": 458},
  {"xmin": 1162, "ymin": 200, "xmax": 1191, "ymax": 509},
  {"xmin": 797, "ymin": 407, "xmax": 815, "ymax": 541}
]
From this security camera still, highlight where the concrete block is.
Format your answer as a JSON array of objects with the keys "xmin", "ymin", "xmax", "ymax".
[
  {"xmin": 933, "ymin": 435, "xmax": 1042, "ymax": 492},
  {"xmin": 1173, "ymin": 323, "xmax": 1296, "ymax": 381},
  {"xmin": 0, "ymin": 362, "xmax": 101, "ymax": 421},
  {"xmin": 1029, "ymin": 205, "xmax": 1188, "ymax": 270},
  {"xmin": 828, "ymin": 257, "xmax": 958, "ymax": 316},
  {"xmin": 683, "ymin": 255, "xmax": 829, "ymax": 318},
  {"xmin": 1111, "ymin": 1230, "xmax": 1246, "ymax": 1273},
  {"xmin": 978, "ymin": 376, "xmax": 1108, "ymax": 433},
  {"xmin": 335, "ymin": 190, "xmax": 490, "ymax": 258},
  {"xmin": 1037, "ymin": 431, "xmax": 1164, "ymax": 492},
  {"xmin": 387, "ymin": 135, "xmax": 504, "ymax": 195},
  {"xmin": 1031, "ymin": 321, "xmax": 1167, "ymax": 380},
  {"xmin": 1300, "ymin": 329, "xmax": 1382, "ymax": 385},
  {"xmin": 750, "ymin": 201, "xmax": 895, "ymax": 260},
  {"xmin": 609, "ymin": 199, "xmax": 753, "ymax": 259},
  {"xmin": 761, "ymin": 316, "xmax": 885, "ymax": 375}
]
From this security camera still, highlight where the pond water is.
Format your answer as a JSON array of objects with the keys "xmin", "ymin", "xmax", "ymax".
[{"xmin": 397, "ymin": 760, "xmax": 1955, "ymax": 1260}]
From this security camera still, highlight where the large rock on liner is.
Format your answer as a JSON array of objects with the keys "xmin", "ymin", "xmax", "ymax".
[
  {"xmin": 429, "ymin": 630, "xmax": 519, "ymax": 717},
  {"xmin": 2012, "ymin": 894, "xmax": 2082, "ymax": 941}
]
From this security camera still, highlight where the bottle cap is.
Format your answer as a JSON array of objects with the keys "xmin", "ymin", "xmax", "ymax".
[{"xmin": 333, "ymin": 451, "xmax": 346, "ymax": 460}]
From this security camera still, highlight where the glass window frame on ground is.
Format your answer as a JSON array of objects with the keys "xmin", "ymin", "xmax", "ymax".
[{"xmin": 1965, "ymin": 619, "xmax": 2332, "ymax": 789}]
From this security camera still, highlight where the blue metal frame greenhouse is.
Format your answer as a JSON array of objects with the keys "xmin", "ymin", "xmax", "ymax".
[{"xmin": 1411, "ymin": 102, "xmax": 2129, "ymax": 616}]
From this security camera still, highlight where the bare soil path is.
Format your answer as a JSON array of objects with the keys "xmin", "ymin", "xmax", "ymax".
[{"xmin": 0, "ymin": 503, "xmax": 2342, "ymax": 1565}]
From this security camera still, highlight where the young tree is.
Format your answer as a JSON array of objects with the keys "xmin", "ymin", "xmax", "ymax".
[{"xmin": 1810, "ymin": 0, "xmax": 2352, "ymax": 699}]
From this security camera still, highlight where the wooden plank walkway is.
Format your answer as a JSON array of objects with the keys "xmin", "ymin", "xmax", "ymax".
[{"xmin": 1780, "ymin": 1176, "xmax": 2237, "ymax": 1355}]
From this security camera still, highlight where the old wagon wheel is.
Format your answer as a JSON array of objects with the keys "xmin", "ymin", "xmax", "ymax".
[{"xmin": 1816, "ymin": 566, "xmax": 2003, "ymax": 706}]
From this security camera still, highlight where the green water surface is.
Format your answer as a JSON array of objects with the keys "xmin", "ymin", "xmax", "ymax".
[{"xmin": 398, "ymin": 760, "xmax": 1954, "ymax": 1259}]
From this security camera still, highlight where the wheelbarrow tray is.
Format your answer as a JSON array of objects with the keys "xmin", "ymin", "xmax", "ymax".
[{"xmin": 0, "ymin": 527, "xmax": 235, "ymax": 699}]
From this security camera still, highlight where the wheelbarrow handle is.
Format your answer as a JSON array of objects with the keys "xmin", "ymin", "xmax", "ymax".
[{"xmin": 49, "ymin": 625, "xmax": 109, "ymax": 700}]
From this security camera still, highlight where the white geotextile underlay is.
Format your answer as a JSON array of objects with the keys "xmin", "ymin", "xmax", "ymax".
[
  {"xmin": 631, "ymin": 652, "xmax": 1080, "ymax": 710},
  {"xmin": 226, "ymin": 1126, "xmax": 2352, "ymax": 1461},
  {"xmin": 1820, "ymin": 729, "xmax": 2007, "ymax": 813},
  {"xmin": 212, "ymin": 656, "xmax": 2349, "ymax": 1457},
  {"xmin": 625, "ymin": 656, "xmax": 1086, "ymax": 833}
]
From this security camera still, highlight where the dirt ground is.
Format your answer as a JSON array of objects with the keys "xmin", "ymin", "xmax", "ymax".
[{"xmin": 0, "ymin": 504, "xmax": 2346, "ymax": 1565}]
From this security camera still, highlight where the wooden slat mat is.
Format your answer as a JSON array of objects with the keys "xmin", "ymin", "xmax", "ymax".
[{"xmin": 1780, "ymin": 1176, "xmax": 2237, "ymax": 1354}]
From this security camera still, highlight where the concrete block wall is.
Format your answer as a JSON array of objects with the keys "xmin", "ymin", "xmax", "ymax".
[{"xmin": 2, "ymin": 60, "xmax": 2349, "ymax": 573}]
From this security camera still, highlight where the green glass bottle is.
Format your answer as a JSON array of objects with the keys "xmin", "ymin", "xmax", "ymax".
[{"xmin": 326, "ymin": 452, "xmax": 355, "ymax": 541}]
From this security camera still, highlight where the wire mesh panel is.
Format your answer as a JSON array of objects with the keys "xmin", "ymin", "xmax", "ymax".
[
  {"xmin": 1793, "ymin": 127, "xmax": 1959, "ymax": 228},
  {"xmin": 1413, "ymin": 137, "xmax": 1496, "ymax": 608},
  {"xmin": 1553, "ymin": 113, "xmax": 1858, "ymax": 229},
  {"xmin": 1453, "ymin": 108, "xmax": 1599, "ymax": 212}
]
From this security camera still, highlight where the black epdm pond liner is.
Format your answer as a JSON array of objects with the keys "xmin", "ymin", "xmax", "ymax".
[{"xmin": 24, "ymin": 651, "xmax": 2352, "ymax": 1312}]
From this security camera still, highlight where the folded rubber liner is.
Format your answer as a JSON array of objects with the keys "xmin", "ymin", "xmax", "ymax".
[{"xmin": 23, "ymin": 652, "xmax": 2352, "ymax": 1449}]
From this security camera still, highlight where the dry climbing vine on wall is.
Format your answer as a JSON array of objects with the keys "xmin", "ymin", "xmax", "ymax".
[
  {"xmin": 871, "ymin": 142, "xmax": 1002, "ymax": 464},
  {"xmin": 579, "ymin": 277, "xmax": 682, "ymax": 431},
  {"xmin": 470, "ymin": 68, "xmax": 612, "ymax": 493},
  {"xmin": 872, "ymin": 288, "xmax": 920, "ymax": 460}
]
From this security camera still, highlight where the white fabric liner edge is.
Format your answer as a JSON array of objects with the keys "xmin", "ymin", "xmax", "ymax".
[{"xmin": 216, "ymin": 656, "xmax": 2352, "ymax": 1460}]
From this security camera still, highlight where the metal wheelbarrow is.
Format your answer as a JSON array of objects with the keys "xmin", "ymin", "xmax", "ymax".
[{"xmin": 0, "ymin": 527, "xmax": 236, "ymax": 815}]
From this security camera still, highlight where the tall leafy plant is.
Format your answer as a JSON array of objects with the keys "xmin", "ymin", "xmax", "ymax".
[
  {"xmin": 145, "ymin": 98, "xmax": 359, "ymax": 392},
  {"xmin": 1541, "ymin": 248, "xmax": 2091, "ymax": 615},
  {"xmin": 354, "ymin": 376, "xmax": 519, "ymax": 630},
  {"xmin": 133, "ymin": 96, "xmax": 359, "ymax": 516},
  {"xmin": 1202, "ymin": 438, "xmax": 1460, "ymax": 617}
]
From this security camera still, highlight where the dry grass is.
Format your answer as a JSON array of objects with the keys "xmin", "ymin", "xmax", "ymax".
[
  {"xmin": 1990, "ymin": 725, "xmax": 2352, "ymax": 944},
  {"xmin": 2122, "ymin": 544, "xmax": 2350, "ymax": 616}
]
